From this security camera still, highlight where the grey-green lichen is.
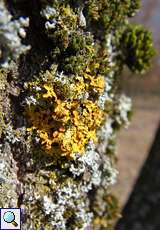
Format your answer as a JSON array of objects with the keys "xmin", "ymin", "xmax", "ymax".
[{"xmin": 0, "ymin": 0, "xmax": 155, "ymax": 229}]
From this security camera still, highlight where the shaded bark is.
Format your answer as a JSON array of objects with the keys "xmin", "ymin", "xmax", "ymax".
[{"xmin": 116, "ymin": 123, "xmax": 160, "ymax": 230}]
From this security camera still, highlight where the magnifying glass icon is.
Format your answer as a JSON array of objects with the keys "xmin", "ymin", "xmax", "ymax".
[{"xmin": 3, "ymin": 211, "xmax": 18, "ymax": 227}]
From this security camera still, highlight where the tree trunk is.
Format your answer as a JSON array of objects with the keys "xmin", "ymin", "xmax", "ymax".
[{"xmin": 0, "ymin": 1, "xmax": 154, "ymax": 229}]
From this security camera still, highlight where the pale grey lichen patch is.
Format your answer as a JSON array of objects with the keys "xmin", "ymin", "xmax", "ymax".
[
  {"xmin": 0, "ymin": 1, "xmax": 30, "ymax": 67},
  {"xmin": 22, "ymin": 171, "xmax": 93, "ymax": 230},
  {"xmin": 98, "ymin": 74, "xmax": 113, "ymax": 109},
  {"xmin": 101, "ymin": 156, "xmax": 118, "ymax": 187},
  {"xmin": 106, "ymin": 34, "xmax": 115, "ymax": 67},
  {"xmin": 115, "ymin": 94, "xmax": 132, "ymax": 127},
  {"xmin": 97, "ymin": 117, "xmax": 114, "ymax": 156},
  {"xmin": 41, "ymin": 5, "xmax": 57, "ymax": 31},
  {"xmin": 41, "ymin": 182, "xmax": 93, "ymax": 230},
  {"xmin": 79, "ymin": 9, "xmax": 86, "ymax": 28},
  {"xmin": 69, "ymin": 140, "xmax": 118, "ymax": 193},
  {"xmin": 70, "ymin": 141, "xmax": 100, "ymax": 177}
]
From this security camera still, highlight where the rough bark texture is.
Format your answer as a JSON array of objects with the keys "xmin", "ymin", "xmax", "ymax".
[{"xmin": 0, "ymin": 1, "xmax": 154, "ymax": 229}]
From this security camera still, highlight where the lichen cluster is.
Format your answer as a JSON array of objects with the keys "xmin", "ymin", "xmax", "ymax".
[
  {"xmin": 0, "ymin": 0, "xmax": 155, "ymax": 229},
  {"xmin": 0, "ymin": 1, "xmax": 30, "ymax": 66},
  {"xmin": 26, "ymin": 63, "xmax": 104, "ymax": 158}
]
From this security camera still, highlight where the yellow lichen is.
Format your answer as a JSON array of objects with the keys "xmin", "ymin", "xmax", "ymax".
[
  {"xmin": 43, "ymin": 84, "xmax": 57, "ymax": 99},
  {"xmin": 94, "ymin": 217, "xmax": 108, "ymax": 227},
  {"xmin": 84, "ymin": 63, "xmax": 105, "ymax": 93},
  {"xmin": 27, "ymin": 76, "xmax": 104, "ymax": 159}
]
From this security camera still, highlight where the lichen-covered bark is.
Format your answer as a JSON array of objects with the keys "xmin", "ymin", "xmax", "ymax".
[{"xmin": 0, "ymin": 1, "xmax": 155, "ymax": 229}]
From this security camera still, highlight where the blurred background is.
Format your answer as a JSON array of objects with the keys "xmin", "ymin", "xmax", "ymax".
[{"xmin": 112, "ymin": 0, "xmax": 160, "ymax": 213}]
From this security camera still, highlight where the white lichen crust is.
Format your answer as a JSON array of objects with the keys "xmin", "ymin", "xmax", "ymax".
[{"xmin": 0, "ymin": 1, "xmax": 30, "ymax": 67}]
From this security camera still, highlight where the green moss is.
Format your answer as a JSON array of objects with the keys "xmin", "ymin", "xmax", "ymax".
[
  {"xmin": 60, "ymin": 32, "xmax": 95, "ymax": 74},
  {"xmin": 84, "ymin": 0, "xmax": 140, "ymax": 35},
  {"xmin": 61, "ymin": 55, "xmax": 87, "ymax": 74},
  {"xmin": 67, "ymin": 32, "xmax": 93, "ymax": 55},
  {"xmin": 121, "ymin": 24, "xmax": 156, "ymax": 73}
]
